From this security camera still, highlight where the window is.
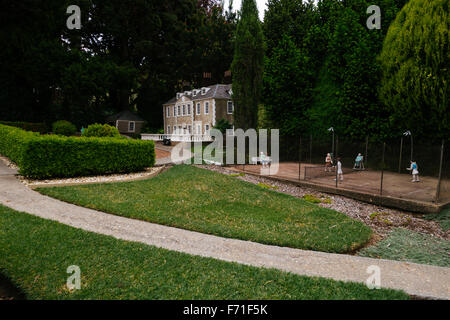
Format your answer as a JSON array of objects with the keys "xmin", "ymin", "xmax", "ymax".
[
  {"xmin": 173, "ymin": 126, "xmax": 176, "ymax": 134},
  {"xmin": 227, "ymin": 101, "xmax": 234, "ymax": 114},
  {"xmin": 182, "ymin": 105, "xmax": 186, "ymax": 116},
  {"xmin": 128, "ymin": 121, "xmax": 135, "ymax": 132},
  {"xmin": 177, "ymin": 105, "xmax": 181, "ymax": 116},
  {"xmin": 201, "ymin": 88, "xmax": 206, "ymax": 95},
  {"xmin": 167, "ymin": 107, "xmax": 170, "ymax": 117},
  {"xmin": 187, "ymin": 104, "xmax": 191, "ymax": 115},
  {"xmin": 196, "ymin": 103, "xmax": 201, "ymax": 115},
  {"xmin": 205, "ymin": 124, "xmax": 210, "ymax": 134},
  {"xmin": 173, "ymin": 106, "xmax": 176, "ymax": 117},
  {"xmin": 205, "ymin": 102, "xmax": 209, "ymax": 114},
  {"xmin": 178, "ymin": 126, "xmax": 182, "ymax": 133},
  {"xmin": 197, "ymin": 125, "xmax": 201, "ymax": 135},
  {"xmin": 188, "ymin": 125, "xmax": 192, "ymax": 134},
  {"xmin": 167, "ymin": 126, "xmax": 170, "ymax": 134}
]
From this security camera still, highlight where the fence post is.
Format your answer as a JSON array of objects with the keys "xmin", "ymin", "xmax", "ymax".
[
  {"xmin": 380, "ymin": 142, "xmax": 386, "ymax": 196},
  {"xmin": 298, "ymin": 136, "xmax": 302, "ymax": 181},
  {"xmin": 335, "ymin": 136, "xmax": 339, "ymax": 189},
  {"xmin": 435, "ymin": 140, "xmax": 445, "ymax": 203},
  {"xmin": 398, "ymin": 137, "xmax": 403, "ymax": 173},
  {"xmin": 365, "ymin": 136, "xmax": 368, "ymax": 168}
]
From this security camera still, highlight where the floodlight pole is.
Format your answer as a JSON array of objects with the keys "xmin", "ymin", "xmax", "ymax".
[
  {"xmin": 398, "ymin": 137, "xmax": 403, "ymax": 173},
  {"xmin": 410, "ymin": 133, "xmax": 414, "ymax": 163}
]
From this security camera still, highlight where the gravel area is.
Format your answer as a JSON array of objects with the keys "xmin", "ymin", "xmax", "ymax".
[
  {"xmin": 196, "ymin": 165, "xmax": 449, "ymax": 241},
  {"xmin": 0, "ymin": 156, "xmax": 18, "ymax": 170},
  {"xmin": 18, "ymin": 167, "xmax": 163, "ymax": 187}
]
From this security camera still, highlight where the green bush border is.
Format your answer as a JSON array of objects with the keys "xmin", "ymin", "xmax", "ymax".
[{"xmin": 0, "ymin": 124, "xmax": 155, "ymax": 179}]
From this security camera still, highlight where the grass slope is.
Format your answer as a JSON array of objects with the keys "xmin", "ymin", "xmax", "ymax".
[
  {"xmin": 37, "ymin": 165, "xmax": 372, "ymax": 253},
  {"xmin": 358, "ymin": 228, "xmax": 450, "ymax": 267},
  {"xmin": 0, "ymin": 205, "xmax": 408, "ymax": 300},
  {"xmin": 422, "ymin": 207, "xmax": 450, "ymax": 231}
]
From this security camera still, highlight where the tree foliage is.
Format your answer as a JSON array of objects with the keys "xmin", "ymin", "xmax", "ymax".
[
  {"xmin": 231, "ymin": 0, "xmax": 265, "ymax": 130},
  {"xmin": 379, "ymin": 0, "xmax": 449, "ymax": 139},
  {"xmin": 263, "ymin": 35, "xmax": 313, "ymax": 135}
]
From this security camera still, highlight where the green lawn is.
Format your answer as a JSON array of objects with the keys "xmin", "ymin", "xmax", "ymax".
[
  {"xmin": 422, "ymin": 207, "xmax": 450, "ymax": 231},
  {"xmin": 37, "ymin": 165, "xmax": 372, "ymax": 253},
  {"xmin": 0, "ymin": 205, "xmax": 408, "ymax": 300},
  {"xmin": 358, "ymin": 228, "xmax": 450, "ymax": 267}
]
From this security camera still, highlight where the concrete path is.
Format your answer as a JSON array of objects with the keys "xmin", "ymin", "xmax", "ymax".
[{"xmin": 0, "ymin": 161, "xmax": 448, "ymax": 299}]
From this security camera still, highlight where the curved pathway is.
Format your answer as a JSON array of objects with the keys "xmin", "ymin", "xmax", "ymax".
[{"xmin": 0, "ymin": 161, "xmax": 448, "ymax": 299}]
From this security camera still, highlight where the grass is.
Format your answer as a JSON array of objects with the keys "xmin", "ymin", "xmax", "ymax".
[
  {"xmin": 37, "ymin": 165, "xmax": 372, "ymax": 253},
  {"xmin": 0, "ymin": 205, "xmax": 408, "ymax": 300},
  {"xmin": 358, "ymin": 228, "xmax": 450, "ymax": 267},
  {"xmin": 422, "ymin": 206, "xmax": 450, "ymax": 231}
]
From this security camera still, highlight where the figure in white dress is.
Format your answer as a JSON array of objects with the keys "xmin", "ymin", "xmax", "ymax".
[
  {"xmin": 335, "ymin": 157, "xmax": 343, "ymax": 182},
  {"xmin": 407, "ymin": 161, "xmax": 420, "ymax": 182}
]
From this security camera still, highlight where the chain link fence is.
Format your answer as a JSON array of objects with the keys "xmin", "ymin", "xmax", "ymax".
[{"xmin": 235, "ymin": 134, "xmax": 449, "ymax": 205}]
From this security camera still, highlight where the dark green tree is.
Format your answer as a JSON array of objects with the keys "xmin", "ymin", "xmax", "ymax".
[
  {"xmin": 379, "ymin": 0, "xmax": 449, "ymax": 139},
  {"xmin": 263, "ymin": 35, "xmax": 313, "ymax": 135},
  {"xmin": 231, "ymin": 0, "xmax": 264, "ymax": 130}
]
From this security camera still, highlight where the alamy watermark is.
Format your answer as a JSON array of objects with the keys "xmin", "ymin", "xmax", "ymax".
[
  {"xmin": 366, "ymin": 265, "xmax": 381, "ymax": 289},
  {"xmin": 66, "ymin": 265, "xmax": 81, "ymax": 291},
  {"xmin": 170, "ymin": 128, "xmax": 280, "ymax": 176},
  {"xmin": 66, "ymin": 5, "xmax": 81, "ymax": 30}
]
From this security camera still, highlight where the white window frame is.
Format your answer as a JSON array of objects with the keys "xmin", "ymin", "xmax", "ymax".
[
  {"xmin": 188, "ymin": 125, "xmax": 192, "ymax": 134},
  {"xmin": 182, "ymin": 105, "xmax": 186, "ymax": 116},
  {"xmin": 196, "ymin": 124, "xmax": 201, "ymax": 135},
  {"xmin": 196, "ymin": 103, "xmax": 201, "ymax": 115},
  {"xmin": 205, "ymin": 102, "xmax": 209, "ymax": 115},
  {"xmin": 128, "ymin": 121, "xmax": 135, "ymax": 133},
  {"xmin": 227, "ymin": 101, "xmax": 234, "ymax": 114},
  {"xmin": 187, "ymin": 104, "xmax": 191, "ymax": 115},
  {"xmin": 205, "ymin": 124, "xmax": 210, "ymax": 134},
  {"xmin": 177, "ymin": 105, "xmax": 181, "ymax": 116},
  {"xmin": 166, "ymin": 106, "xmax": 170, "ymax": 117},
  {"xmin": 173, "ymin": 126, "xmax": 177, "ymax": 134}
]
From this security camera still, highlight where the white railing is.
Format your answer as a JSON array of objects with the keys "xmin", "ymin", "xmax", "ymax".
[{"xmin": 141, "ymin": 133, "xmax": 213, "ymax": 142}]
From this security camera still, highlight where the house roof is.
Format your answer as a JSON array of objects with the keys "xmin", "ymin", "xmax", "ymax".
[
  {"xmin": 163, "ymin": 84, "xmax": 232, "ymax": 105},
  {"xmin": 106, "ymin": 110, "xmax": 145, "ymax": 122}
]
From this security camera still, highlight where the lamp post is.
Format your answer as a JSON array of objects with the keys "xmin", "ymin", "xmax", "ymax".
[
  {"xmin": 328, "ymin": 127, "xmax": 335, "ymax": 155},
  {"xmin": 403, "ymin": 130, "xmax": 413, "ymax": 162}
]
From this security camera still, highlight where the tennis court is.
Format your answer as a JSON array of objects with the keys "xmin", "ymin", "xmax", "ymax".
[{"xmin": 230, "ymin": 162, "xmax": 449, "ymax": 205}]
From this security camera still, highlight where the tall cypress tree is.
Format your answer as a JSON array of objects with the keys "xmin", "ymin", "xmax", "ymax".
[{"xmin": 231, "ymin": 0, "xmax": 264, "ymax": 130}]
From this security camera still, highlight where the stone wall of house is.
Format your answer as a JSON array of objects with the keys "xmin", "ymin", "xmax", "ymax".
[
  {"xmin": 215, "ymin": 99, "xmax": 234, "ymax": 125},
  {"xmin": 163, "ymin": 96, "xmax": 234, "ymax": 135}
]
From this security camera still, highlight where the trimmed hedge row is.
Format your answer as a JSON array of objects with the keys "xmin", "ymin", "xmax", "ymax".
[
  {"xmin": 0, "ymin": 121, "xmax": 48, "ymax": 133},
  {"xmin": 0, "ymin": 124, "xmax": 155, "ymax": 179}
]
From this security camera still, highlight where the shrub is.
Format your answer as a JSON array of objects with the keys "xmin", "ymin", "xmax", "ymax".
[
  {"xmin": 0, "ymin": 124, "xmax": 155, "ymax": 179},
  {"xmin": 52, "ymin": 120, "xmax": 77, "ymax": 136},
  {"xmin": 0, "ymin": 121, "xmax": 47, "ymax": 133},
  {"xmin": 82, "ymin": 123, "xmax": 120, "ymax": 138}
]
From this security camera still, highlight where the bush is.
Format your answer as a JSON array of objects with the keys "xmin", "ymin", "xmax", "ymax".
[
  {"xmin": 82, "ymin": 123, "xmax": 120, "ymax": 138},
  {"xmin": 0, "ymin": 124, "xmax": 155, "ymax": 179},
  {"xmin": 0, "ymin": 121, "xmax": 47, "ymax": 133},
  {"xmin": 52, "ymin": 120, "xmax": 77, "ymax": 136}
]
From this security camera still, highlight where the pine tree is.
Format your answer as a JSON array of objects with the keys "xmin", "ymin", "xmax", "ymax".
[{"xmin": 231, "ymin": 0, "xmax": 264, "ymax": 130}]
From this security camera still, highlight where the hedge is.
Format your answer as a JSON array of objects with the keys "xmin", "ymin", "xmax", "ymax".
[
  {"xmin": 0, "ymin": 124, "xmax": 155, "ymax": 179},
  {"xmin": 0, "ymin": 121, "xmax": 47, "ymax": 133}
]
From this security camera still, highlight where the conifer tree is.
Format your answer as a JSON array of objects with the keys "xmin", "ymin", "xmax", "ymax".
[{"xmin": 231, "ymin": 0, "xmax": 265, "ymax": 130}]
